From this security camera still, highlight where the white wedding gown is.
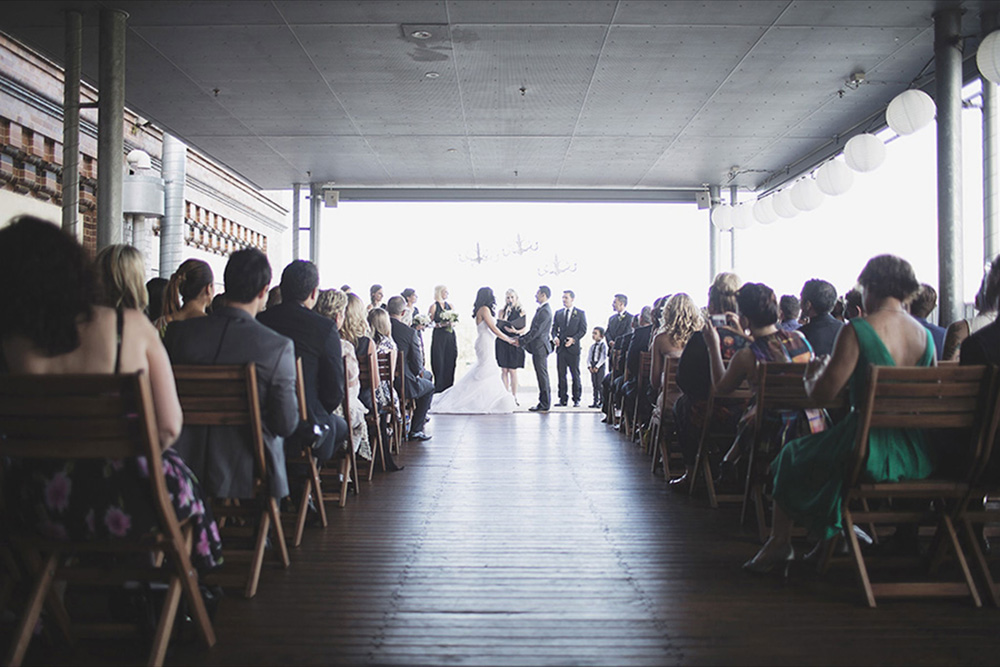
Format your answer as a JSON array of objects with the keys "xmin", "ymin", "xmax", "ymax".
[{"xmin": 430, "ymin": 319, "xmax": 516, "ymax": 414}]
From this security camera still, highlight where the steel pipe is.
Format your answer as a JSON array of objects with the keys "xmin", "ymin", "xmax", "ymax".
[
  {"xmin": 61, "ymin": 10, "xmax": 81, "ymax": 241},
  {"xmin": 96, "ymin": 9, "xmax": 127, "ymax": 249}
]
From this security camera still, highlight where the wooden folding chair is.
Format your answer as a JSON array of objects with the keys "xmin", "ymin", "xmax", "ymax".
[
  {"xmin": 649, "ymin": 356, "xmax": 683, "ymax": 477},
  {"xmin": 320, "ymin": 358, "xmax": 361, "ymax": 508},
  {"xmin": 356, "ymin": 350, "xmax": 386, "ymax": 481},
  {"xmin": 822, "ymin": 364, "xmax": 994, "ymax": 607},
  {"xmin": 604, "ymin": 348, "xmax": 623, "ymax": 426},
  {"xmin": 689, "ymin": 381, "xmax": 752, "ymax": 507},
  {"xmin": 741, "ymin": 362, "xmax": 849, "ymax": 542},
  {"xmin": 394, "ymin": 347, "xmax": 415, "ymax": 439},
  {"xmin": 172, "ymin": 363, "xmax": 290, "ymax": 599},
  {"xmin": 0, "ymin": 372, "xmax": 216, "ymax": 666},
  {"xmin": 376, "ymin": 351, "xmax": 403, "ymax": 456},
  {"xmin": 286, "ymin": 358, "xmax": 328, "ymax": 548},
  {"xmin": 627, "ymin": 350, "xmax": 652, "ymax": 443}
]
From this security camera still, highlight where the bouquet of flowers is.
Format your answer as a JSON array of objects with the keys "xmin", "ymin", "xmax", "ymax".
[
  {"xmin": 440, "ymin": 310, "xmax": 460, "ymax": 332},
  {"xmin": 413, "ymin": 313, "xmax": 431, "ymax": 328}
]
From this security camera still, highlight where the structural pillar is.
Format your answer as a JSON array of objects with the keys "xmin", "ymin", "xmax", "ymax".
[
  {"xmin": 708, "ymin": 185, "xmax": 720, "ymax": 282},
  {"xmin": 935, "ymin": 7, "xmax": 965, "ymax": 326},
  {"xmin": 729, "ymin": 185, "xmax": 738, "ymax": 272},
  {"xmin": 61, "ymin": 10, "xmax": 82, "ymax": 241},
  {"xmin": 96, "ymin": 9, "xmax": 127, "ymax": 250},
  {"xmin": 309, "ymin": 182, "xmax": 321, "ymax": 265},
  {"xmin": 160, "ymin": 134, "xmax": 186, "ymax": 276},
  {"xmin": 984, "ymin": 10, "xmax": 1000, "ymax": 266},
  {"xmin": 292, "ymin": 182, "xmax": 301, "ymax": 261}
]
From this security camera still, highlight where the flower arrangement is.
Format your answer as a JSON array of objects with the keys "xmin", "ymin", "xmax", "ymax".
[
  {"xmin": 413, "ymin": 313, "xmax": 431, "ymax": 328},
  {"xmin": 440, "ymin": 310, "xmax": 459, "ymax": 332}
]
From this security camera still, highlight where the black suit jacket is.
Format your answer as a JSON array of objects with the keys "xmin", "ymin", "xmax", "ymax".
[
  {"xmin": 625, "ymin": 324, "xmax": 653, "ymax": 378},
  {"xmin": 960, "ymin": 317, "xmax": 1000, "ymax": 366},
  {"xmin": 798, "ymin": 313, "xmax": 844, "ymax": 358},
  {"xmin": 391, "ymin": 316, "xmax": 429, "ymax": 397},
  {"xmin": 606, "ymin": 311, "xmax": 634, "ymax": 346},
  {"xmin": 520, "ymin": 302, "xmax": 553, "ymax": 356},
  {"xmin": 257, "ymin": 301, "xmax": 344, "ymax": 424},
  {"xmin": 552, "ymin": 306, "xmax": 588, "ymax": 352}
]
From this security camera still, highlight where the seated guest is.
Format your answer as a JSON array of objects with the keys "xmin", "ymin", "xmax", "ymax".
[
  {"xmin": 363, "ymin": 305, "xmax": 403, "ymax": 430},
  {"xmin": 909, "ymin": 283, "xmax": 946, "ymax": 360},
  {"xmin": 155, "ymin": 259, "xmax": 214, "ymax": 335},
  {"xmin": 705, "ymin": 282, "xmax": 819, "ymax": 481},
  {"xmin": 95, "ymin": 244, "xmax": 149, "ymax": 312},
  {"xmin": 387, "ymin": 295, "xmax": 434, "ymax": 441},
  {"xmin": 743, "ymin": 254, "xmax": 934, "ymax": 573},
  {"xmin": 257, "ymin": 260, "xmax": 349, "ymax": 463},
  {"xmin": 797, "ymin": 279, "xmax": 844, "ymax": 357},
  {"xmin": 844, "ymin": 288, "xmax": 864, "ymax": 320},
  {"xmin": 368, "ymin": 283, "xmax": 384, "ymax": 312},
  {"xmin": 265, "ymin": 285, "xmax": 282, "ymax": 310},
  {"xmin": 943, "ymin": 256, "xmax": 1000, "ymax": 360},
  {"xmin": 325, "ymin": 289, "xmax": 371, "ymax": 461},
  {"xmin": 165, "ymin": 248, "xmax": 299, "ymax": 501},
  {"xmin": 401, "ymin": 287, "xmax": 418, "ymax": 326},
  {"xmin": 0, "ymin": 216, "xmax": 222, "ymax": 574},
  {"xmin": 618, "ymin": 304, "xmax": 656, "ymax": 424},
  {"xmin": 831, "ymin": 295, "xmax": 846, "ymax": 322},
  {"xmin": 145, "ymin": 276, "xmax": 168, "ymax": 323},
  {"xmin": 778, "ymin": 295, "xmax": 801, "ymax": 331},
  {"xmin": 670, "ymin": 272, "xmax": 750, "ymax": 487},
  {"xmin": 649, "ymin": 293, "xmax": 702, "ymax": 420}
]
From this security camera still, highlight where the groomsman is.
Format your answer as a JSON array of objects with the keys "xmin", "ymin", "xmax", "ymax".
[
  {"xmin": 606, "ymin": 294, "xmax": 634, "ymax": 351},
  {"xmin": 516, "ymin": 286, "xmax": 554, "ymax": 412},
  {"xmin": 551, "ymin": 289, "xmax": 588, "ymax": 407}
]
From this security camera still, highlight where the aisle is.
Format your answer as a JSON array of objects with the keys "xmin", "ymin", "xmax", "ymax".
[{"xmin": 161, "ymin": 411, "xmax": 997, "ymax": 666}]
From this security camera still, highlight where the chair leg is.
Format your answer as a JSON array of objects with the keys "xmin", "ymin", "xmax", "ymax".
[
  {"xmin": 962, "ymin": 517, "xmax": 1000, "ymax": 607},
  {"xmin": 309, "ymin": 456, "xmax": 328, "ymax": 528},
  {"xmin": 941, "ymin": 515, "xmax": 982, "ymax": 607},
  {"xmin": 174, "ymin": 527, "xmax": 216, "ymax": 649},
  {"xmin": 339, "ymin": 457, "xmax": 351, "ymax": 508},
  {"xmin": 245, "ymin": 510, "xmax": 269, "ymax": 599},
  {"xmin": 6, "ymin": 552, "xmax": 58, "ymax": 667},
  {"xmin": 267, "ymin": 497, "xmax": 291, "ymax": 568},
  {"xmin": 293, "ymin": 479, "xmax": 311, "ymax": 548},
  {"xmin": 842, "ymin": 508, "xmax": 877, "ymax": 608},
  {"xmin": 148, "ymin": 575, "xmax": 183, "ymax": 667}
]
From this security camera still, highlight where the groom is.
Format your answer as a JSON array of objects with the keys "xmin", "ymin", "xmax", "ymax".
[{"xmin": 515, "ymin": 285, "xmax": 554, "ymax": 412}]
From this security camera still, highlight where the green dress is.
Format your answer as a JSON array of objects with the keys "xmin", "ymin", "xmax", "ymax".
[{"xmin": 770, "ymin": 318, "xmax": 935, "ymax": 540}]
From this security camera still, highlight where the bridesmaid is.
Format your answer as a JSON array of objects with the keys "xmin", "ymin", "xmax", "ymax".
[{"xmin": 428, "ymin": 284, "xmax": 457, "ymax": 392}]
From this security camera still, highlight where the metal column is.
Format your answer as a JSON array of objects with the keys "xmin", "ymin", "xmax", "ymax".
[
  {"xmin": 729, "ymin": 185, "xmax": 738, "ymax": 272},
  {"xmin": 96, "ymin": 9, "xmax": 127, "ymax": 250},
  {"xmin": 708, "ymin": 185, "xmax": 720, "ymax": 282},
  {"xmin": 292, "ymin": 182, "xmax": 301, "ymax": 261},
  {"xmin": 61, "ymin": 11, "xmax": 81, "ymax": 241},
  {"xmin": 309, "ymin": 183, "xmax": 321, "ymax": 265},
  {"xmin": 984, "ymin": 10, "xmax": 1000, "ymax": 266},
  {"xmin": 160, "ymin": 134, "xmax": 186, "ymax": 276},
  {"xmin": 935, "ymin": 7, "xmax": 965, "ymax": 326}
]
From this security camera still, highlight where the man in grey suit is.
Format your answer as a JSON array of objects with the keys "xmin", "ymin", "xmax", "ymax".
[
  {"xmin": 164, "ymin": 248, "xmax": 299, "ymax": 500},
  {"xmin": 515, "ymin": 285, "xmax": 554, "ymax": 412}
]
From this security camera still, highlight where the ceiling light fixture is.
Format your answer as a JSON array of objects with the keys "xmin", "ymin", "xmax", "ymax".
[
  {"xmin": 425, "ymin": 71, "xmax": 440, "ymax": 79},
  {"xmin": 411, "ymin": 30, "xmax": 432, "ymax": 39}
]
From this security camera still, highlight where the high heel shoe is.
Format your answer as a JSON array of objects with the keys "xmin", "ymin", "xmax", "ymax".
[{"xmin": 742, "ymin": 541, "xmax": 794, "ymax": 577}]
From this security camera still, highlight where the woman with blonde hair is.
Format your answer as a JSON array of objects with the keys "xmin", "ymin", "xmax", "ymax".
[
  {"xmin": 428, "ymin": 284, "xmax": 457, "ymax": 392},
  {"xmin": 650, "ymin": 293, "xmax": 702, "ymax": 409},
  {"xmin": 155, "ymin": 258, "xmax": 214, "ymax": 335},
  {"xmin": 314, "ymin": 288, "xmax": 346, "ymax": 321},
  {"xmin": 355, "ymin": 300, "xmax": 403, "ymax": 471},
  {"xmin": 495, "ymin": 288, "xmax": 527, "ymax": 404},
  {"xmin": 94, "ymin": 244, "xmax": 148, "ymax": 312},
  {"xmin": 317, "ymin": 289, "xmax": 370, "ymax": 460}
]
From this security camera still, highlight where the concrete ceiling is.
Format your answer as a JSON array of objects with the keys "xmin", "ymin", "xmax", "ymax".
[{"xmin": 0, "ymin": 1, "xmax": 993, "ymax": 200}]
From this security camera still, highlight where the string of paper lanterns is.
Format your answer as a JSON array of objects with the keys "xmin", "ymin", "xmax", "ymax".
[{"xmin": 712, "ymin": 85, "xmax": 936, "ymax": 231}]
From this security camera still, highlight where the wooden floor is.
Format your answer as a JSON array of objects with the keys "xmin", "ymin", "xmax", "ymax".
[{"xmin": 12, "ymin": 411, "xmax": 1000, "ymax": 665}]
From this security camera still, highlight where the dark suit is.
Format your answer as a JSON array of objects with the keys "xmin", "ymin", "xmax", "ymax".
[
  {"xmin": 520, "ymin": 301, "xmax": 554, "ymax": 409},
  {"xmin": 914, "ymin": 316, "xmax": 947, "ymax": 360},
  {"xmin": 798, "ymin": 313, "xmax": 844, "ymax": 358},
  {"xmin": 257, "ymin": 301, "xmax": 348, "ymax": 461},
  {"xmin": 552, "ymin": 306, "xmax": 588, "ymax": 404},
  {"xmin": 390, "ymin": 317, "xmax": 434, "ymax": 433},
  {"xmin": 605, "ymin": 311, "xmax": 634, "ymax": 349},
  {"xmin": 165, "ymin": 307, "xmax": 299, "ymax": 499},
  {"xmin": 622, "ymin": 324, "xmax": 653, "ymax": 420}
]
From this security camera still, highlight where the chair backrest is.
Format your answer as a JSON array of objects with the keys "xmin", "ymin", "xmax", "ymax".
[
  {"xmin": 754, "ymin": 361, "xmax": 850, "ymax": 413},
  {"xmin": 172, "ymin": 363, "xmax": 267, "ymax": 481},
  {"xmin": 394, "ymin": 346, "xmax": 409, "ymax": 407},
  {"xmin": 0, "ymin": 371, "xmax": 176, "ymax": 533},
  {"xmin": 357, "ymin": 348, "xmax": 381, "ymax": 412},
  {"xmin": 636, "ymin": 351, "xmax": 652, "ymax": 391},
  {"xmin": 850, "ymin": 364, "xmax": 995, "ymax": 485},
  {"xmin": 295, "ymin": 357, "xmax": 309, "ymax": 423}
]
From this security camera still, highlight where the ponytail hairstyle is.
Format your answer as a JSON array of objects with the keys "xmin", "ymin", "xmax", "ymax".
[{"xmin": 162, "ymin": 258, "xmax": 214, "ymax": 318}]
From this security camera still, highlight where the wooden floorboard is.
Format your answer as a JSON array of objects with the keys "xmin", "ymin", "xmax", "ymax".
[{"xmin": 6, "ymin": 411, "xmax": 1000, "ymax": 665}]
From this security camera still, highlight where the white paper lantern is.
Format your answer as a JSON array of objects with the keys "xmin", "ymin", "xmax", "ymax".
[
  {"xmin": 978, "ymin": 30, "xmax": 1000, "ymax": 83},
  {"xmin": 772, "ymin": 190, "xmax": 798, "ymax": 218},
  {"xmin": 816, "ymin": 159, "xmax": 854, "ymax": 196},
  {"xmin": 711, "ymin": 204, "xmax": 733, "ymax": 230},
  {"xmin": 790, "ymin": 179, "xmax": 825, "ymax": 212},
  {"xmin": 844, "ymin": 133, "xmax": 886, "ymax": 172},
  {"xmin": 733, "ymin": 203, "xmax": 755, "ymax": 229},
  {"xmin": 753, "ymin": 197, "xmax": 778, "ymax": 225},
  {"xmin": 886, "ymin": 89, "xmax": 936, "ymax": 135}
]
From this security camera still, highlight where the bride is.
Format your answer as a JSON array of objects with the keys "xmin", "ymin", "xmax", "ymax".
[{"xmin": 430, "ymin": 287, "xmax": 518, "ymax": 414}]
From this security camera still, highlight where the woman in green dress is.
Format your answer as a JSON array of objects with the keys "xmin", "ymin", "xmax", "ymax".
[{"xmin": 739, "ymin": 254, "xmax": 936, "ymax": 574}]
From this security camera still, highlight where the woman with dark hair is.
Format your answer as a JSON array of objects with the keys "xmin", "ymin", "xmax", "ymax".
[
  {"xmin": 742, "ymin": 254, "xmax": 934, "ymax": 574},
  {"xmin": 430, "ymin": 287, "xmax": 517, "ymax": 414},
  {"xmin": 155, "ymin": 258, "xmax": 214, "ymax": 335},
  {"xmin": 703, "ymin": 282, "xmax": 819, "ymax": 483},
  {"xmin": 145, "ymin": 276, "xmax": 169, "ymax": 322},
  {"xmin": 942, "ymin": 256, "xmax": 1000, "ymax": 360},
  {"xmin": 0, "ymin": 216, "xmax": 222, "ymax": 575}
]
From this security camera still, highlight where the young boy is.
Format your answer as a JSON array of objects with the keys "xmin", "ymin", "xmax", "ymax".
[{"xmin": 587, "ymin": 326, "xmax": 608, "ymax": 409}]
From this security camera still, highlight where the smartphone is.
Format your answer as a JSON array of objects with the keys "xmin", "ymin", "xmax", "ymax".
[{"xmin": 710, "ymin": 314, "xmax": 727, "ymax": 328}]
